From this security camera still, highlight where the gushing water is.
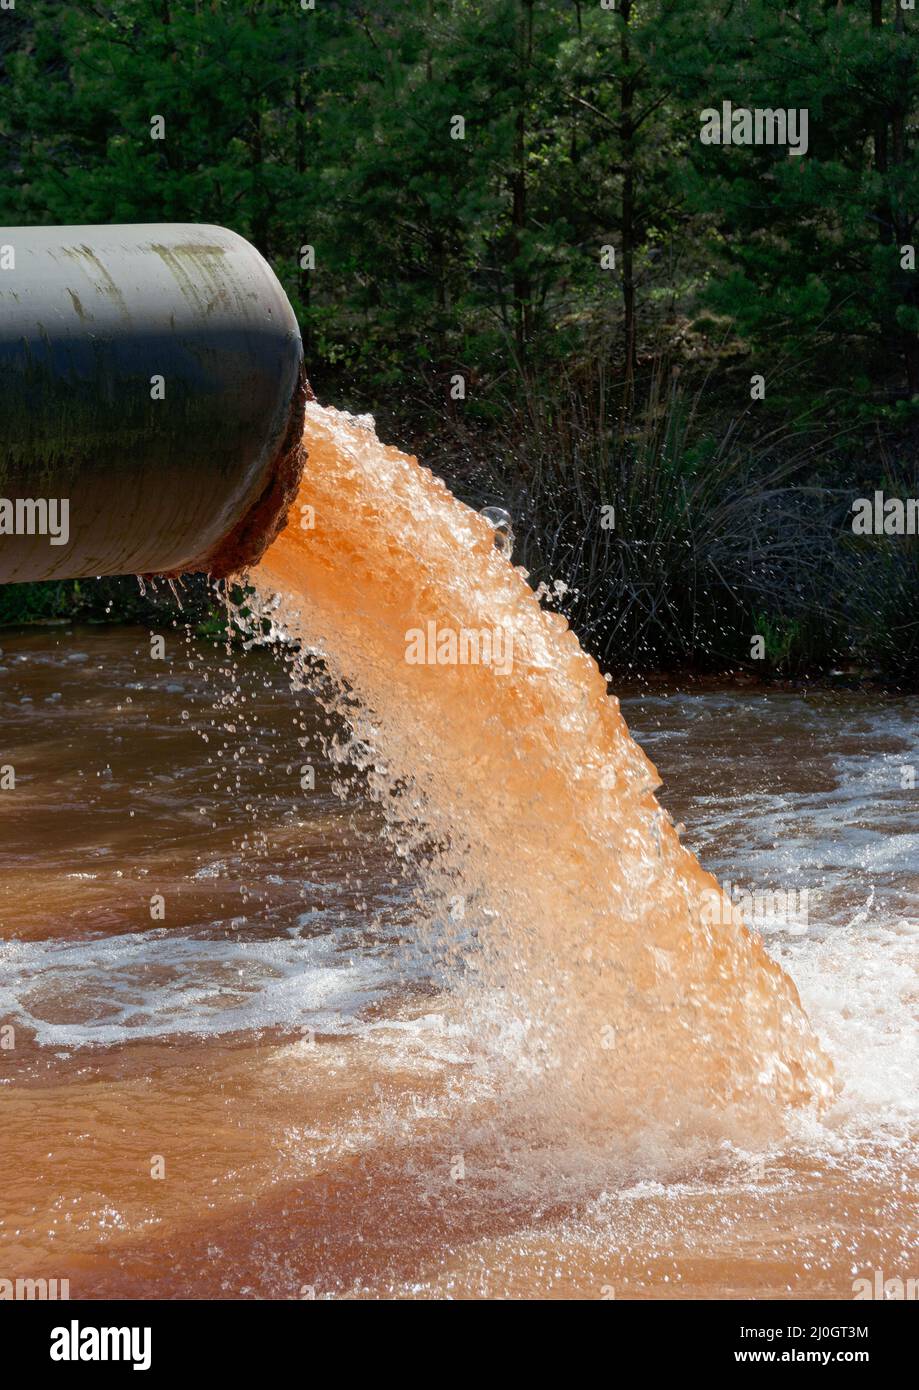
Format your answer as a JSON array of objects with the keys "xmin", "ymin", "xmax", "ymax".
[{"xmin": 255, "ymin": 403, "xmax": 835, "ymax": 1154}]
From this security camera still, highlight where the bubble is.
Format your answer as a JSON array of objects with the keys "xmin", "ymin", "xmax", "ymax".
[{"xmin": 479, "ymin": 506, "xmax": 515, "ymax": 559}]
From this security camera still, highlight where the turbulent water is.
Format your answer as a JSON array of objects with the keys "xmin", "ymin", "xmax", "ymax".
[
  {"xmin": 255, "ymin": 404, "xmax": 833, "ymax": 1154},
  {"xmin": 0, "ymin": 404, "xmax": 916, "ymax": 1299}
]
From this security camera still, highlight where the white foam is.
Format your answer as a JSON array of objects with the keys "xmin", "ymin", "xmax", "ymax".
[
  {"xmin": 776, "ymin": 919, "xmax": 919, "ymax": 1136},
  {"xmin": 0, "ymin": 928, "xmax": 393, "ymax": 1047},
  {"xmin": 626, "ymin": 693, "xmax": 919, "ymax": 1145}
]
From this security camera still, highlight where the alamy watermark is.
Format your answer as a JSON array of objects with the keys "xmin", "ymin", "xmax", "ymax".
[
  {"xmin": 700, "ymin": 101, "xmax": 808, "ymax": 157},
  {"xmin": 50, "ymin": 1320, "xmax": 152, "ymax": 1370},
  {"xmin": 404, "ymin": 620, "xmax": 515, "ymax": 676},
  {"xmin": 701, "ymin": 879, "xmax": 814, "ymax": 935},
  {"xmin": 851, "ymin": 490, "xmax": 919, "ymax": 536},
  {"xmin": 852, "ymin": 1268, "xmax": 918, "ymax": 1300},
  {"xmin": 0, "ymin": 1275, "xmax": 70, "ymax": 1299},
  {"xmin": 0, "ymin": 497, "xmax": 70, "ymax": 546}
]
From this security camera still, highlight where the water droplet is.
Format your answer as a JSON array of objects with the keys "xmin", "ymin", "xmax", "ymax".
[{"xmin": 479, "ymin": 506, "xmax": 515, "ymax": 559}]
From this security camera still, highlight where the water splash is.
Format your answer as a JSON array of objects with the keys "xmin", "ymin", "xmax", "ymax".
[
  {"xmin": 479, "ymin": 505, "xmax": 515, "ymax": 559},
  {"xmin": 255, "ymin": 402, "xmax": 835, "ymax": 1153}
]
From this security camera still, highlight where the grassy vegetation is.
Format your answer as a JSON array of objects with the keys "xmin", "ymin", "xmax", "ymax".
[{"xmin": 425, "ymin": 366, "xmax": 919, "ymax": 685}]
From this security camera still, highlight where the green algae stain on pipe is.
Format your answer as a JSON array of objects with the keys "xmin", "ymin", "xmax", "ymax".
[
  {"xmin": 0, "ymin": 224, "xmax": 306, "ymax": 583},
  {"xmin": 149, "ymin": 242, "xmax": 236, "ymax": 318},
  {"xmin": 66, "ymin": 289, "xmax": 90, "ymax": 321},
  {"xmin": 60, "ymin": 245, "xmax": 132, "ymax": 319}
]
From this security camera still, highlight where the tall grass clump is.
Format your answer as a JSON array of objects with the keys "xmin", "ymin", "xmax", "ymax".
[{"xmin": 449, "ymin": 365, "xmax": 852, "ymax": 676}]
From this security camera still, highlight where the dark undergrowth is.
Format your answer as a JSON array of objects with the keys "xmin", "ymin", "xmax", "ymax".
[{"xmin": 424, "ymin": 366, "xmax": 919, "ymax": 688}]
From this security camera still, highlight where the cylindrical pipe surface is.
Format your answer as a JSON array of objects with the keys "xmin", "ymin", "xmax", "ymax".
[{"xmin": 0, "ymin": 223, "xmax": 305, "ymax": 582}]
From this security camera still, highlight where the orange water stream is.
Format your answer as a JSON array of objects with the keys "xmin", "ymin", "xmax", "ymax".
[{"xmin": 256, "ymin": 403, "xmax": 834, "ymax": 1150}]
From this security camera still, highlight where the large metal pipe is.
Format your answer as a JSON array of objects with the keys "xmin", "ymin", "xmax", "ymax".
[{"xmin": 0, "ymin": 223, "xmax": 307, "ymax": 583}]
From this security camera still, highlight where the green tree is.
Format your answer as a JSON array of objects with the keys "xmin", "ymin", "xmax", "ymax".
[{"xmin": 666, "ymin": 0, "xmax": 919, "ymax": 402}]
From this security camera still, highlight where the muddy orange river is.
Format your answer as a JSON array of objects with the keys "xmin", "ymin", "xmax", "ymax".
[{"xmin": 0, "ymin": 406, "xmax": 916, "ymax": 1299}]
